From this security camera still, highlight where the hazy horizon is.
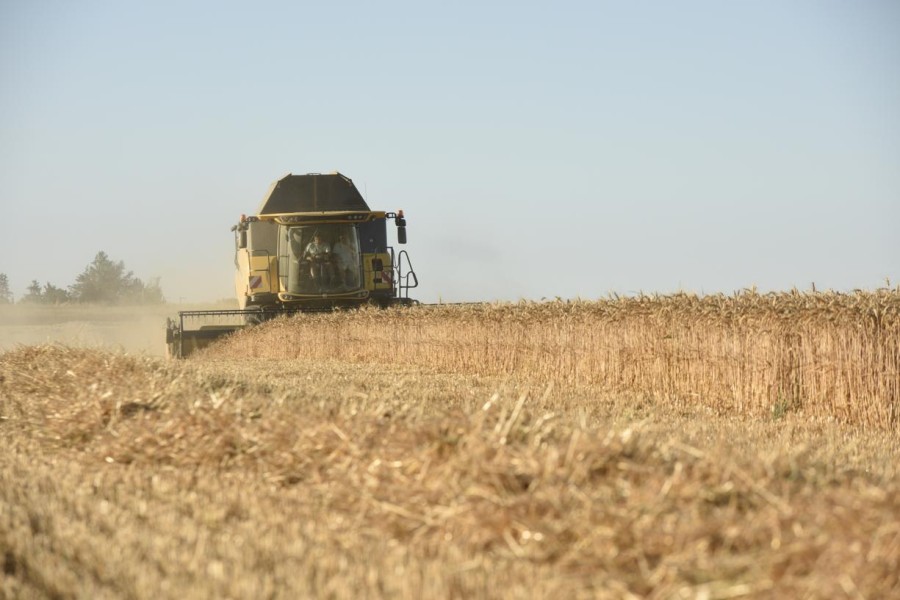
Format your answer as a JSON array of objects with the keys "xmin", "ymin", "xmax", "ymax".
[{"xmin": 2, "ymin": 1, "xmax": 897, "ymax": 304}]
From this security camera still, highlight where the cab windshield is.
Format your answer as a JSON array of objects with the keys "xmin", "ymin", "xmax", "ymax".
[{"xmin": 279, "ymin": 224, "xmax": 361, "ymax": 294}]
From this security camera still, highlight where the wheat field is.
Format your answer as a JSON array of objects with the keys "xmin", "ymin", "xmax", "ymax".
[
  {"xmin": 2, "ymin": 290, "xmax": 899, "ymax": 598},
  {"xmin": 212, "ymin": 288, "xmax": 900, "ymax": 429}
]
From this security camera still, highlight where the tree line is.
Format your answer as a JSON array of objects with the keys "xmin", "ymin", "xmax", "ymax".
[{"xmin": 0, "ymin": 251, "xmax": 164, "ymax": 305}]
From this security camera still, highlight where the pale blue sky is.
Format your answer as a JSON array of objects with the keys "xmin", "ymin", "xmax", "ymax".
[{"xmin": 1, "ymin": 1, "xmax": 897, "ymax": 302}]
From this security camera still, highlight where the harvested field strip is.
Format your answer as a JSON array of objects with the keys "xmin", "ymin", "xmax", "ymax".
[
  {"xmin": 205, "ymin": 289, "xmax": 900, "ymax": 429},
  {"xmin": 2, "ymin": 345, "xmax": 899, "ymax": 598}
]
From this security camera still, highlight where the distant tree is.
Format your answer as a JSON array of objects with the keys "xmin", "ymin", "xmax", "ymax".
[
  {"xmin": 21, "ymin": 280, "xmax": 43, "ymax": 303},
  {"xmin": 0, "ymin": 273, "xmax": 11, "ymax": 303},
  {"xmin": 69, "ymin": 251, "xmax": 164, "ymax": 304},
  {"xmin": 141, "ymin": 277, "xmax": 166, "ymax": 304},
  {"xmin": 20, "ymin": 280, "xmax": 70, "ymax": 304},
  {"xmin": 70, "ymin": 251, "xmax": 134, "ymax": 303},
  {"xmin": 42, "ymin": 282, "xmax": 71, "ymax": 304}
]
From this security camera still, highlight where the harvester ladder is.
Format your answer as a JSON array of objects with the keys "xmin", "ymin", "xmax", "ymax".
[{"xmin": 396, "ymin": 249, "xmax": 418, "ymax": 299}]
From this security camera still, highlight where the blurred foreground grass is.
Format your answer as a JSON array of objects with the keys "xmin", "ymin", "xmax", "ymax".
[{"xmin": 2, "ymin": 344, "xmax": 898, "ymax": 599}]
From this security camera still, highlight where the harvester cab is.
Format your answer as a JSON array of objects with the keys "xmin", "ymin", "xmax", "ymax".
[{"xmin": 166, "ymin": 172, "xmax": 418, "ymax": 358}]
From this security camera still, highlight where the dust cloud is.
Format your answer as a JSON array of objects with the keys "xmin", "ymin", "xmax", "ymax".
[{"xmin": 0, "ymin": 303, "xmax": 234, "ymax": 357}]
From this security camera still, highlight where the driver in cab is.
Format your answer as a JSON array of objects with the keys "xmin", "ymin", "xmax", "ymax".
[{"xmin": 303, "ymin": 232, "xmax": 333, "ymax": 283}]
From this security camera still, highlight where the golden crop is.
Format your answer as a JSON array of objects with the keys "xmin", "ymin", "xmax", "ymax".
[
  {"xmin": 210, "ymin": 288, "xmax": 900, "ymax": 430},
  {"xmin": 2, "ymin": 289, "xmax": 898, "ymax": 598}
]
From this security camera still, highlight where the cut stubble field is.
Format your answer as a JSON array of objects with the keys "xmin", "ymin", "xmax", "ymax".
[{"xmin": 1, "ymin": 290, "xmax": 898, "ymax": 599}]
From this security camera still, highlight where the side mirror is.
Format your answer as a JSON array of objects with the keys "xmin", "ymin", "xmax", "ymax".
[
  {"xmin": 397, "ymin": 226, "xmax": 407, "ymax": 244},
  {"xmin": 238, "ymin": 230, "xmax": 247, "ymax": 249}
]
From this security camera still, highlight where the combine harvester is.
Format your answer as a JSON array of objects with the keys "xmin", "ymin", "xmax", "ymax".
[{"xmin": 166, "ymin": 172, "xmax": 418, "ymax": 357}]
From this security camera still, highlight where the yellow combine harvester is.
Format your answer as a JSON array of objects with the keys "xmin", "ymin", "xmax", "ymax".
[{"xmin": 166, "ymin": 172, "xmax": 418, "ymax": 357}]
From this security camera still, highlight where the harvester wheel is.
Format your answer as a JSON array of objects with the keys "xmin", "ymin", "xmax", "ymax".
[{"xmin": 244, "ymin": 309, "xmax": 265, "ymax": 326}]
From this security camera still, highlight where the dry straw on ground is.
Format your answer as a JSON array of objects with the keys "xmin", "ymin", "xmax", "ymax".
[{"xmin": 2, "ymin": 290, "xmax": 899, "ymax": 598}]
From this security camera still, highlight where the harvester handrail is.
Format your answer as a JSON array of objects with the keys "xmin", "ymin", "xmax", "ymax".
[{"xmin": 397, "ymin": 249, "xmax": 418, "ymax": 299}]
